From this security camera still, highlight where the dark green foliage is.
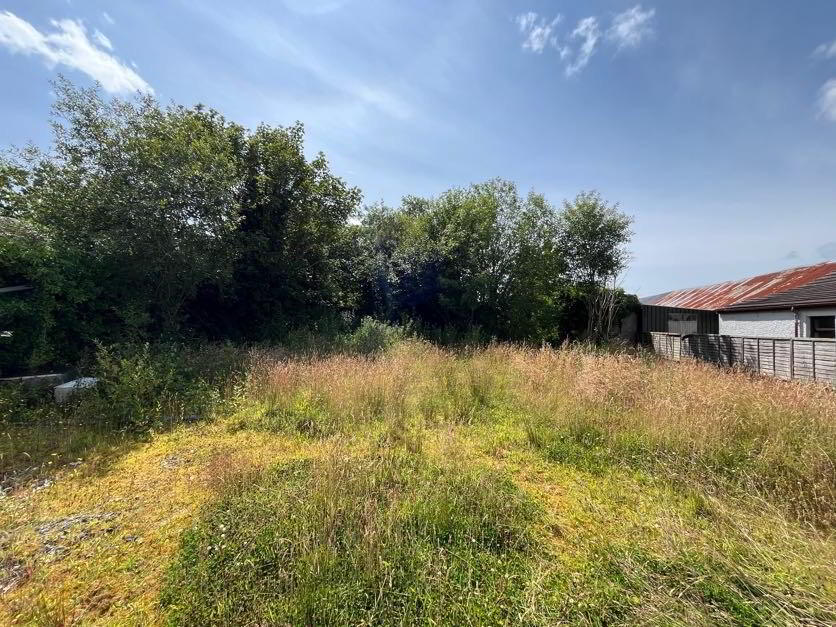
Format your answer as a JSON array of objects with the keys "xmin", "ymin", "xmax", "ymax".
[
  {"xmin": 162, "ymin": 453, "xmax": 547, "ymax": 626},
  {"xmin": 355, "ymin": 182, "xmax": 633, "ymax": 344},
  {"xmin": 189, "ymin": 123, "xmax": 362, "ymax": 340},
  {"xmin": 77, "ymin": 343, "xmax": 238, "ymax": 430},
  {"xmin": 356, "ymin": 181, "xmax": 569, "ymax": 343},
  {"xmin": 0, "ymin": 79, "xmax": 634, "ymax": 371},
  {"xmin": 0, "ymin": 218, "xmax": 62, "ymax": 374}
]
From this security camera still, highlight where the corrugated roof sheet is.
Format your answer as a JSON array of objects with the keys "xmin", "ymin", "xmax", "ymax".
[
  {"xmin": 721, "ymin": 270, "xmax": 836, "ymax": 311},
  {"xmin": 640, "ymin": 262, "xmax": 836, "ymax": 311}
]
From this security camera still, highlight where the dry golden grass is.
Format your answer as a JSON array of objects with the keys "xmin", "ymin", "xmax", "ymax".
[{"xmin": 0, "ymin": 341, "xmax": 834, "ymax": 624}]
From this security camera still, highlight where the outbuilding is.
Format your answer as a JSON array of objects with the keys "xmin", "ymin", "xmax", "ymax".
[{"xmin": 640, "ymin": 261, "xmax": 836, "ymax": 339}]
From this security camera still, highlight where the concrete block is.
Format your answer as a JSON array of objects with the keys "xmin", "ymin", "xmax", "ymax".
[
  {"xmin": 54, "ymin": 377, "xmax": 98, "ymax": 403},
  {"xmin": 0, "ymin": 373, "xmax": 69, "ymax": 388}
]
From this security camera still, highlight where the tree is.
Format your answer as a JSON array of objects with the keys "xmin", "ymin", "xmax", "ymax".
[
  {"xmin": 561, "ymin": 191, "xmax": 632, "ymax": 286},
  {"xmin": 0, "ymin": 78, "xmax": 638, "ymax": 360},
  {"xmin": 357, "ymin": 179, "xmax": 574, "ymax": 342},
  {"xmin": 189, "ymin": 122, "xmax": 363, "ymax": 340},
  {"xmin": 5, "ymin": 78, "xmax": 246, "ymax": 340},
  {"xmin": 0, "ymin": 218, "xmax": 59, "ymax": 373},
  {"xmin": 560, "ymin": 191, "xmax": 633, "ymax": 340}
]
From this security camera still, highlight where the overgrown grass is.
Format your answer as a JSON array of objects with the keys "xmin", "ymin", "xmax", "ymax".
[
  {"xmin": 508, "ymin": 347, "xmax": 836, "ymax": 526},
  {"xmin": 162, "ymin": 445, "xmax": 551, "ymax": 625},
  {"xmin": 1, "ymin": 338, "xmax": 835, "ymax": 624}
]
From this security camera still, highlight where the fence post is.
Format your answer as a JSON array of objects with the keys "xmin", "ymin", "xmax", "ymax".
[
  {"xmin": 812, "ymin": 340, "xmax": 816, "ymax": 381},
  {"xmin": 757, "ymin": 339, "xmax": 761, "ymax": 374},
  {"xmin": 790, "ymin": 339, "xmax": 795, "ymax": 380},
  {"xmin": 772, "ymin": 340, "xmax": 776, "ymax": 376}
]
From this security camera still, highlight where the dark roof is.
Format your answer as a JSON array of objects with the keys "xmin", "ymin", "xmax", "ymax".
[{"xmin": 640, "ymin": 262, "xmax": 836, "ymax": 312}]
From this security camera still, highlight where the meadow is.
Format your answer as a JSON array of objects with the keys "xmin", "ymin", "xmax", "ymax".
[{"xmin": 1, "ymin": 336, "xmax": 835, "ymax": 625}]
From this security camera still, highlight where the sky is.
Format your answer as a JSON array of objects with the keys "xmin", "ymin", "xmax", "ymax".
[{"xmin": 1, "ymin": 1, "xmax": 836, "ymax": 297}]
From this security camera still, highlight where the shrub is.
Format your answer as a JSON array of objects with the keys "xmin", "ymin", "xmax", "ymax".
[
  {"xmin": 76, "ymin": 343, "xmax": 242, "ymax": 430},
  {"xmin": 342, "ymin": 317, "xmax": 408, "ymax": 354}
]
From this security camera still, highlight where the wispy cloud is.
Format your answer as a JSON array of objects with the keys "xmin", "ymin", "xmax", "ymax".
[
  {"xmin": 0, "ymin": 11, "xmax": 151, "ymax": 94},
  {"xmin": 93, "ymin": 29, "xmax": 112, "ymax": 51},
  {"xmin": 817, "ymin": 79, "xmax": 836, "ymax": 121},
  {"xmin": 813, "ymin": 40, "xmax": 836, "ymax": 59},
  {"xmin": 565, "ymin": 17, "xmax": 600, "ymax": 76},
  {"xmin": 515, "ymin": 12, "xmax": 561, "ymax": 54},
  {"xmin": 102, "ymin": 11, "xmax": 115, "ymax": 26},
  {"xmin": 515, "ymin": 6, "xmax": 655, "ymax": 77},
  {"xmin": 812, "ymin": 39, "xmax": 836, "ymax": 123},
  {"xmin": 607, "ymin": 5, "xmax": 655, "ymax": 49},
  {"xmin": 188, "ymin": 4, "xmax": 411, "ymax": 122}
]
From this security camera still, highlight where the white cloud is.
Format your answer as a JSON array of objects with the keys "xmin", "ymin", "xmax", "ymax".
[
  {"xmin": 515, "ymin": 12, "xmax": 561, "ymax": 54},
  {"xmin": 188, "ymin": 4, "xmax": 412, "ymax": 122},
  {"xmin": 607, "ymin": 4, "xmax": 656, "ymax": 49},
  {"xmin": 813, "ymin": 40, "xmax": 836, "ymax": 59},
  {"xmin": 818, "ymin": 79, "xmax": 836, "ymax": 121},
  {"xmin": 0, "ymin": 11, "xmax": 151, "ymax": 94},
  {"xmin": 93, "ymin": 29, "xmax": 112, "ymax": 50},
  {"xmin": 102, "ymin": 11, "xmax": 115, "ymax": 25},
  {"xmin": 607, "ymin": 5, "xmax": 655, "ymax": 49},
  {"xmin": 565, "ymin": 17, "xmax": 600, "ymax": 76},
  {"xmin": 514, "ymin": 6, "xmax": 656, "ymax": 77}
]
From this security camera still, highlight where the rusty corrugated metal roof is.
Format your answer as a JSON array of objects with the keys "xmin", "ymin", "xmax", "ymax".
[
  {"xmin": 721, "ymin": 269, "xmax": 836, "ymax": 311},
  {"xmin": 640, "ymin": 262, "xmax": 836, "ymax": 311}
]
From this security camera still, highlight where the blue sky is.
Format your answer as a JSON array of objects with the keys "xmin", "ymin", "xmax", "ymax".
[{"xmin": 1, "ymin": 1, "xmax": 836, "ymax": 296}]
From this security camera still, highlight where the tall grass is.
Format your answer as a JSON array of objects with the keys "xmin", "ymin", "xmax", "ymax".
[
  {"xmin": 163, "ymin": 444, "xmax": 550, "ymax": 625},
  {"xmin": 507, "ymin": 346, "xmax": 836, "ymax": 526},
  {"xmin": 162, "ymin": 341, "xmax": 836, "ymax": 624},
  {"xmin": 3, "ymin": 337, "xmax": 835, "ymax": 624},
  {"xmin": 238, "ymin": 340, "xmax": 835, "ymax": 526}
]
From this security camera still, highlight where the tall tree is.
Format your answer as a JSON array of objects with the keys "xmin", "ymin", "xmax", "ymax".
[
  {"xmin": 357, "ymin": 179, "xmax": 575, "ymax": 342},
  {"xmin": 195, "ymin": 122, "xmax": 362, "ymax": 340},
  {"xmin": 560, "ymin": 191, "xmax": 632, "ymax": 287},
  {"xmin": 560, "ymin": 191, "xmax": 633, "ymax": 340},
  {"xmin": 5, "ymin": 79, "xmax": 245, "ymax": 340}
]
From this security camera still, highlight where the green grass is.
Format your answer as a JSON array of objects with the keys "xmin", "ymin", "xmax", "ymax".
[
  {"xmin": 162, "ymin": 447, "xmax": 550, "ymax": 626},
  {"xmin": 1, "ymin": 340, "xmax": 834, "ymax": 625}
]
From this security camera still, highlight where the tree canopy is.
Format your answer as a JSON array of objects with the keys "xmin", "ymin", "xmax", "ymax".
[{"xmin": 0, "ymin": 80, "xmax": 634, "ymax": 373}]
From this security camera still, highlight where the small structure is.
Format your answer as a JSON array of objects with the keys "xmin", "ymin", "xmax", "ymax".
[
  {"xmin": 641, "ymin": 262, "xmax": 836, "ymax": 339},
  {"xmin": 54, "ymin": 378, "xmax": 98, "ymax": 404}
]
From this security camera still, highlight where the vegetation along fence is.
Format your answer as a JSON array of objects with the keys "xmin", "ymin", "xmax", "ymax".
[{"xmin": 649, "ymin": 332, "xmax": 836, "ymax": 384}]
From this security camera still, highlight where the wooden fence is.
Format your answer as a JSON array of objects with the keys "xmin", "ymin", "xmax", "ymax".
[{"xmin": 648, "ymin": 332, "xmax": 836, "ymax": 384}]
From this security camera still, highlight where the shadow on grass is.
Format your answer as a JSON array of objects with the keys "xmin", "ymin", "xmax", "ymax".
[{"xmin": 0, "ymin": 420, "xmax": 150, "ymax": 493}]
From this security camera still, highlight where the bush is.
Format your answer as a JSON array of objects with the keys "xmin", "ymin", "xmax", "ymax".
[
  {"xmin": 342, "ymin": 317, "xmax": 408, "ymax": 354},
  {"xmin": 76, "ymin": 343, "xmax": 244, "ymax": 431}
]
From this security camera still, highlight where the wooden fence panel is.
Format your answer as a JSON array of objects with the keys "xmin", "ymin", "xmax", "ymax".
[{"xmin": 648, "ymin": 332, "xmax": 836, "ymax": 385}]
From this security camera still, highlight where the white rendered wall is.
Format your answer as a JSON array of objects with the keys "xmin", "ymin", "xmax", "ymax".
[
  {"xmin": 719, "ymin": 307, "xmax": 836, "ymax": 338},
  {"xmin": 718, "ymin": 310, "xmax": 796, "ymax": 337}
]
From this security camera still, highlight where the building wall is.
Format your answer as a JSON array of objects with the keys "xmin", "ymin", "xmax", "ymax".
[
  {"xmin": 719, "ymin": 307, "xmax": 836, "ymax": 338},
  {"xmin": 718, "ymin": 310, "xmax": 795, "ymax": 337},
  {"xmin": 640, "ymin": 305, "xmax": 719, "ymax": 334},
  {"xmin": 799, "ymin": 307, "xmax": 836, "ymax": 336}
]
